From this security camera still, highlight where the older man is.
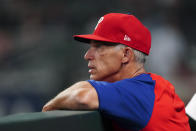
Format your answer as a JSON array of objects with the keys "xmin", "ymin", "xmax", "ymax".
[{"xmin": 42, "ymin": 13, "xmax": 190, "ymax": 131}]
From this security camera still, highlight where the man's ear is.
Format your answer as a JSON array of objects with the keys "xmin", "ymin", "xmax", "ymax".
[{"xmin": 122, "ymin": 47, "xmax": 134, "ymax": 64}]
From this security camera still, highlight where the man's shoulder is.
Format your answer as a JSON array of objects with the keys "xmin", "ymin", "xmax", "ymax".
[{"xmin": 148, "ymin": 73, "xmax": 174, "ymax": 87}]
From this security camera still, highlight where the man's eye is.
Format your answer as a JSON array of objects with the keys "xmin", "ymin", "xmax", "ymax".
[{"xmin": 94, "ymin": 44, "xmax": 103, "ymax": 48}]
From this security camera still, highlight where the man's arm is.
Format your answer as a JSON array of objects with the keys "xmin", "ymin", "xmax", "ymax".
[{"xmin": 42, "ymin": 81, "xmax": 98, "ymax": 112}]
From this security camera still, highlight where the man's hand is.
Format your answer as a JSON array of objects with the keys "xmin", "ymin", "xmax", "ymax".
[{"xmin": 42, "ymin": 81, "xmax": 99, "ymax": 112}]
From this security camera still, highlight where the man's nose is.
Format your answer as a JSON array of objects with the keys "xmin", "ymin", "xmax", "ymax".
[{"xmin": 84, "ymin": 48, "xmax": 94, "ymax": 60}]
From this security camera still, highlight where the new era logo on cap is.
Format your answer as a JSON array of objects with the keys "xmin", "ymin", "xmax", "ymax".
[
  {"xmin": 73, "ymin": 13, "xmax": 151, "ymax": 55},
  {"xmin": 124, "ymin": 35, "xmax": 131, "ymax": 41}
]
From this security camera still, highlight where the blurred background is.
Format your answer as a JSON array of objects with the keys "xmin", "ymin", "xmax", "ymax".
[{"xmin": 0, "ymin": 0, "xmax": 195, "ymax": 116}]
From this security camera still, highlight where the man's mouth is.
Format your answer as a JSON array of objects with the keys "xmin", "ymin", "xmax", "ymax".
[
  {"xmin": 88, "ymin": 65, "xmax": 96, "ymax": 73},
  {"xmin": 89, "ymin": 69, "xmax": 94, "ymax": 73}
]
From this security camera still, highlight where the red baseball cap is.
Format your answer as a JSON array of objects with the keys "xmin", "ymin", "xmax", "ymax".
[{"xmin": 73, "ymin": 13, "xmax": 151, "ymax": 55}]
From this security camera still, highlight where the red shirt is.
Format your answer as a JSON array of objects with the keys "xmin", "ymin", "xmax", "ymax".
[
  {"xmin": 142, "ymin": 73, "xmax": 190, "ymax": 131},
  {"xmin": 111, "ymin": 73, "xmax": 190, "ymax": 131},
  {"xmin": 89, "ymin": 73, "xmax": 190, "ymax": 130}
]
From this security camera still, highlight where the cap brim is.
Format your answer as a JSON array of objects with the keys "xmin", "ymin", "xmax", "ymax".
[{"xmin": 73, "ymin": 34, "xmax": 117, "ymax": 43}]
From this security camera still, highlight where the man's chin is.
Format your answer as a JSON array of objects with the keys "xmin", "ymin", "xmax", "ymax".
[
  {"xmin": 90, "ymin": 75, "xmax": 96, "ymax": 80},
  {"xmin": 90, "ymin": 75, "xmax": 102, "ymax": 81},
  {"xmin": 90, "ymin": 74, "xmax": 115, "ymax": 82}
]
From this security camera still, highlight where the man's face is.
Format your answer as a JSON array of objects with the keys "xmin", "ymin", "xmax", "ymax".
[{"xmin": 84, "ymin": 41, "xmax": 123, "ymax": 82}]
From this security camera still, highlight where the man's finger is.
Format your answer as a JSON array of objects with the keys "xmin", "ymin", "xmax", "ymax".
[{"xmin": 42, "ymin": 100, "xmax": 56, "ymax": 112}]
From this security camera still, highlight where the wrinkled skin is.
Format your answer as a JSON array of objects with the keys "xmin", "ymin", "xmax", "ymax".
[{"xmin": 84, "ymin": 41, "xmax": 124, "ymax": 82}]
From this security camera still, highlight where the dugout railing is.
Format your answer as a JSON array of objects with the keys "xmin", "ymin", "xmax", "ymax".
[{"xmin": 0, "ymin": 110, "xmax": 195, "ymax": 131}]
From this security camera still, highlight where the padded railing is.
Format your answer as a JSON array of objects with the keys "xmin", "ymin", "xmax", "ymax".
[
  {"xmin": 0, "ymin": 110, "xmax": 195, "ymax": 131},
  {"xmin": 0, "ymin": 110, "xmax": 107, "ymax": 131}
]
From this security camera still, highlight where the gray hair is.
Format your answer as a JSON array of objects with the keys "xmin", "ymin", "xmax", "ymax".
[{"xmin": 115, "ymin": 44, "xmax": 147, "ymax": 65}]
